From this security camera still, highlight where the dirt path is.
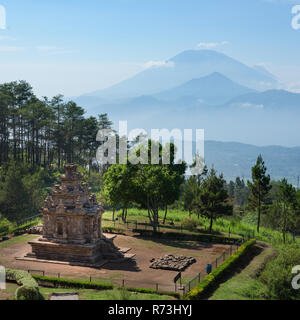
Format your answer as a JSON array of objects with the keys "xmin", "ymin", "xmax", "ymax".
[
  {"xmin": 0, "ymin": 234, "xmax": 231, "ymax": 292},
  {"xmin": 208, "ymin": 243, "xmax": 274, "ymax": 300}
]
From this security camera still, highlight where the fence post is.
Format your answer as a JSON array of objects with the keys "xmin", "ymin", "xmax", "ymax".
[
  {"xmin": 216, "ymin": 258, "xmax": 218, "ymax": 268},
  {"xmin": 156, "ymin": 283, "xmax": 158, "ymax": 291},
  {"xmin": 188, "ymin": 281, "xmax": 191, "ymax": 292},
  {"xmin": 198, "ymin": 272, "xmax": 201, "ymax": 283},
  {"xmin": 90, "ymin": 276, "xmax": 92, "ymax": 282},
  {"xmin": 122, "ymin": 279, "xmax": 125, "ymax": 287}
]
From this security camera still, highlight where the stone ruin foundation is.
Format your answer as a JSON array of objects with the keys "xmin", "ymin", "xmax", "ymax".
[
  {"xmin": 20, "ymin": 164, "xmax": 134, "ymax": 267},
  {"xmin": 150, "ymin": 254, "xmax": 196, "ymax": 271}
]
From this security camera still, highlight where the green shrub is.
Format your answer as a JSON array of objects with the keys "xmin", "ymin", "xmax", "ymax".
[
  {"xmin": 33, "ymin": 275, "xmax": 180, "ymax": 298},
  {"xmin": 181, "ymin": 218, "xmax": 199, "ymax": 232},
  {"xmin": 102, "ymin": 226, "xmax": 126, "ymax": 234},
  {"xmin": 33, "ymin": 275, "xmax": 114, "ymax": 290},
  {"xmin": 6, "ymin": 269, "xmax": 43, "ymax": 300},
  {"xmin": 126, "ymin": 287, "xmax": 180, "ymax": 299},
  {"xmin": 185, "ymin": 239, "xmax": 256, "ymax": 300},
  {"xmin": 258, "ymin": 244, "xmax": 300, "ymax": 300}
]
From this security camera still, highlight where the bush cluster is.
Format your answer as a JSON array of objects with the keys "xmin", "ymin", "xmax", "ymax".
[
  {"xmin": 258, "ymin": 244, "xmax": 300, "ymax": 300},
  {"xmin": 33, "ymin": 275, "xmax": 113, "ymax": 290},
  {"xmin": 102, "ymin": 226, "xmax": 126, "ymax": 234},
  {"xmin": 185, "ymin": 239, "xmax": 256, "ymax": 300},
  {"xmin": 125, "ymin": 286, "xmax": 180, "ymax": 299},
  {"xmin": 33, "ymin": 275, "xmax": 180, "ymax": 298},
  {"xmin": 181, "ymin": 217, "xmax": 200, "ymax": 231},
  {"xmin": 6, "ymin": 269, "xmax": 43, "ymax": 300}
]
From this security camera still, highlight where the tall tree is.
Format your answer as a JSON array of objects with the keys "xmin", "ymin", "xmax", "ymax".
[
  {"xmin": 192, "ymin": 168, "xmax": 233, "ymax": 233},
  {"xmin": 247, "ymin": 155, "xmax": 272, "ymax": 233},
  {"xmin": 132, "ymin": 140, "xmax": 186, "ymax": 232},
  {"xmin": 275, "ymin": 179, "xmax": 297, "ymax": 243}
]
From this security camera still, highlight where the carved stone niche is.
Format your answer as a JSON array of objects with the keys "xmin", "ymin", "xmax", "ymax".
[{"xmin": 54, "ymin": 216, "xmax": 68, "ymax": 241}]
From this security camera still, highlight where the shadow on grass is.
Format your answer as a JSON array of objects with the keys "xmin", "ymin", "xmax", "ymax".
[
  {"xmin": 201, "ymin": 245, "xmax": 264, "ymax": 300},
  {"xmin": 102, "ymin": 259, "xmax": 141, "ymax": 272},
  {"xmin": 134, "ymin": 235, "xmax": 214, "ymax": 250}
]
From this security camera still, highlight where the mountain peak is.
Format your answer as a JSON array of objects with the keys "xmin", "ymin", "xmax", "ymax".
[{"xmin": 169, "ymin": 49, "xmax": 229, "ymax": 63}]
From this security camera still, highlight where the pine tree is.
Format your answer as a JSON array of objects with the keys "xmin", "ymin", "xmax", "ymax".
[
  {"xmin": 192, "ymin": 168, "xmax": 233, "ymax": 233},
  {"xmin": 276, "ymin": 178, "xmax": 297, "ymax": 243},
  {"xmin": 247, "ymin": 155, "xmax": 271, "ymax": 233}
]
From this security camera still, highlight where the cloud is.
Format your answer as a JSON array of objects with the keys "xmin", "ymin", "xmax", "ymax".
[
  {"xmin": 0, "ymin": 46, "xmax": 24, "ymax": 52},
  {"xmin": 143, "ymin": 60, "xmax": 174, "ymax": 69},
  {"xmin": 0, "ymin": 36, "xmax": 16, "ymax": 41},
  {"xmin": 231, "ymin": 102, "xmax": 264, "ymax": 109},
  {"xmin": 36, "ymin": 46, "xmax": 57, "ymax": 52},
  {"xmin": 196, "ymin": 41, "xmax": 229, "ymax": 49}
]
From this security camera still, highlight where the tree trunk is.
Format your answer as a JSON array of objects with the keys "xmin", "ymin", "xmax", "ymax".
[
  {"xmin": 152, "ymin": 209, "xmax": 158, "ymax": 233},
  {"xmin": 257, "ymin": 184, "xmax": 261, "ymax": 233},
  {"xmin": 163, "ymin": 205, "xmax": 168, "ymax": 224},
  {"xmin": 209, "ymin": 215, "xmax": 213, "ymax": 233},
  {"xmin": 121, "ymin": 208, "xmax": 125, "ymax": 223},
  {"xmin": 112, "ymin": 207, "xmax": 115, "ymax": 221},
  {"xmin": 257, "ymin": 207, "xmax": 260, "ymax": 233}
]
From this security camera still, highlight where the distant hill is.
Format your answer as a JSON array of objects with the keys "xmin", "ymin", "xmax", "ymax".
[
  {"xmin": 155, "ymin": 72, "xmax": 255, "ymax": 105},
  {"xmin": 205, "ymin": 141, "xmax": 300, "ymax": 185},
  {"xmin": 71, "ymin": 49, "xmax": 300, "ymax": 147},
  {"xmin": 76, "ymin": 49, "xmax": 277, "ymax": 103},
  {"xmin": 225, "ymin": 89, "xmax": 300, "ymax": 110}
]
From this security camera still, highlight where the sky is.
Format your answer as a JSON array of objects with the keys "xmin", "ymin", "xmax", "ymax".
[{"xmin": 1, "ymin": 0, "xmax": 300, "ymax": 97}]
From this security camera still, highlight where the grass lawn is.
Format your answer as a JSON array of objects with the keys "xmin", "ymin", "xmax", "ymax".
[
  {"xmin": 0, "ymin": 234, "xmax": 37, "ymax": 249},
  {"xmin": 103, "ymin": 208, "xmax": 299, "ymax": 245},
  {"xmin": 0, "ymin": 282, "xmax": 19, "ymax": 300},
  {"xmin": 209, "ymin": 245, "xmax": 273, "ymax": 300},
  {"xmin": 39, "ymin": 287, "xmax": 174, "ymax": 300}
]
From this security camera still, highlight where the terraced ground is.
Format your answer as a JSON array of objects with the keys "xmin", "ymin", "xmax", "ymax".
[{"xmin": 209, "ymin": 243, "xmax": 274, "ymax": 300}]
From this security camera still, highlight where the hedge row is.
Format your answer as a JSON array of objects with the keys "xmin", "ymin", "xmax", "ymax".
[
  {"xmin": 33, "ymin": 275, "xmax": 114, "ymax": 290},
  {"xmin": 133, "ymin": 229, "xmax": 240, "ymax": 245},
  {"xmin": 6, "ymin": 269, "xmax": 43, "ymax": 300},
  {"xmin": 33, "ymin": 275, "xmax": 180, "ymax": 299},
  {"xmin": 185, "ymin": 239, "xmax": 256, "ymax": 300},
  {"xmin": 102, "ymin": 226, "xmax": 126, "ymax": 235},
  {"xmin": 0, "ymin": 219, "xmax": 40, "ymax": 238},
  {"xmin": 125, "ymin": 287, "xmax": 180, "ymax": 299}
]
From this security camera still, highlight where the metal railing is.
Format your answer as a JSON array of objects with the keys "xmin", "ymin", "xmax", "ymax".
[{"xmin": 181, "ymin": 238, "xmax": 244, "ymax": 295}]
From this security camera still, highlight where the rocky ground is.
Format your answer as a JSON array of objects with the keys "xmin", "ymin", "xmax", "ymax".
[{"xmin": 150, "ymin": 254, "xmax": 196, "ymax": 271}]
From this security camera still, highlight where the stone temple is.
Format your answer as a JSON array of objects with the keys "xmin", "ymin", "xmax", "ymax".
[{"xmin": 24, "ymin": 164, "xmax": 130, "ymax": 266}]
